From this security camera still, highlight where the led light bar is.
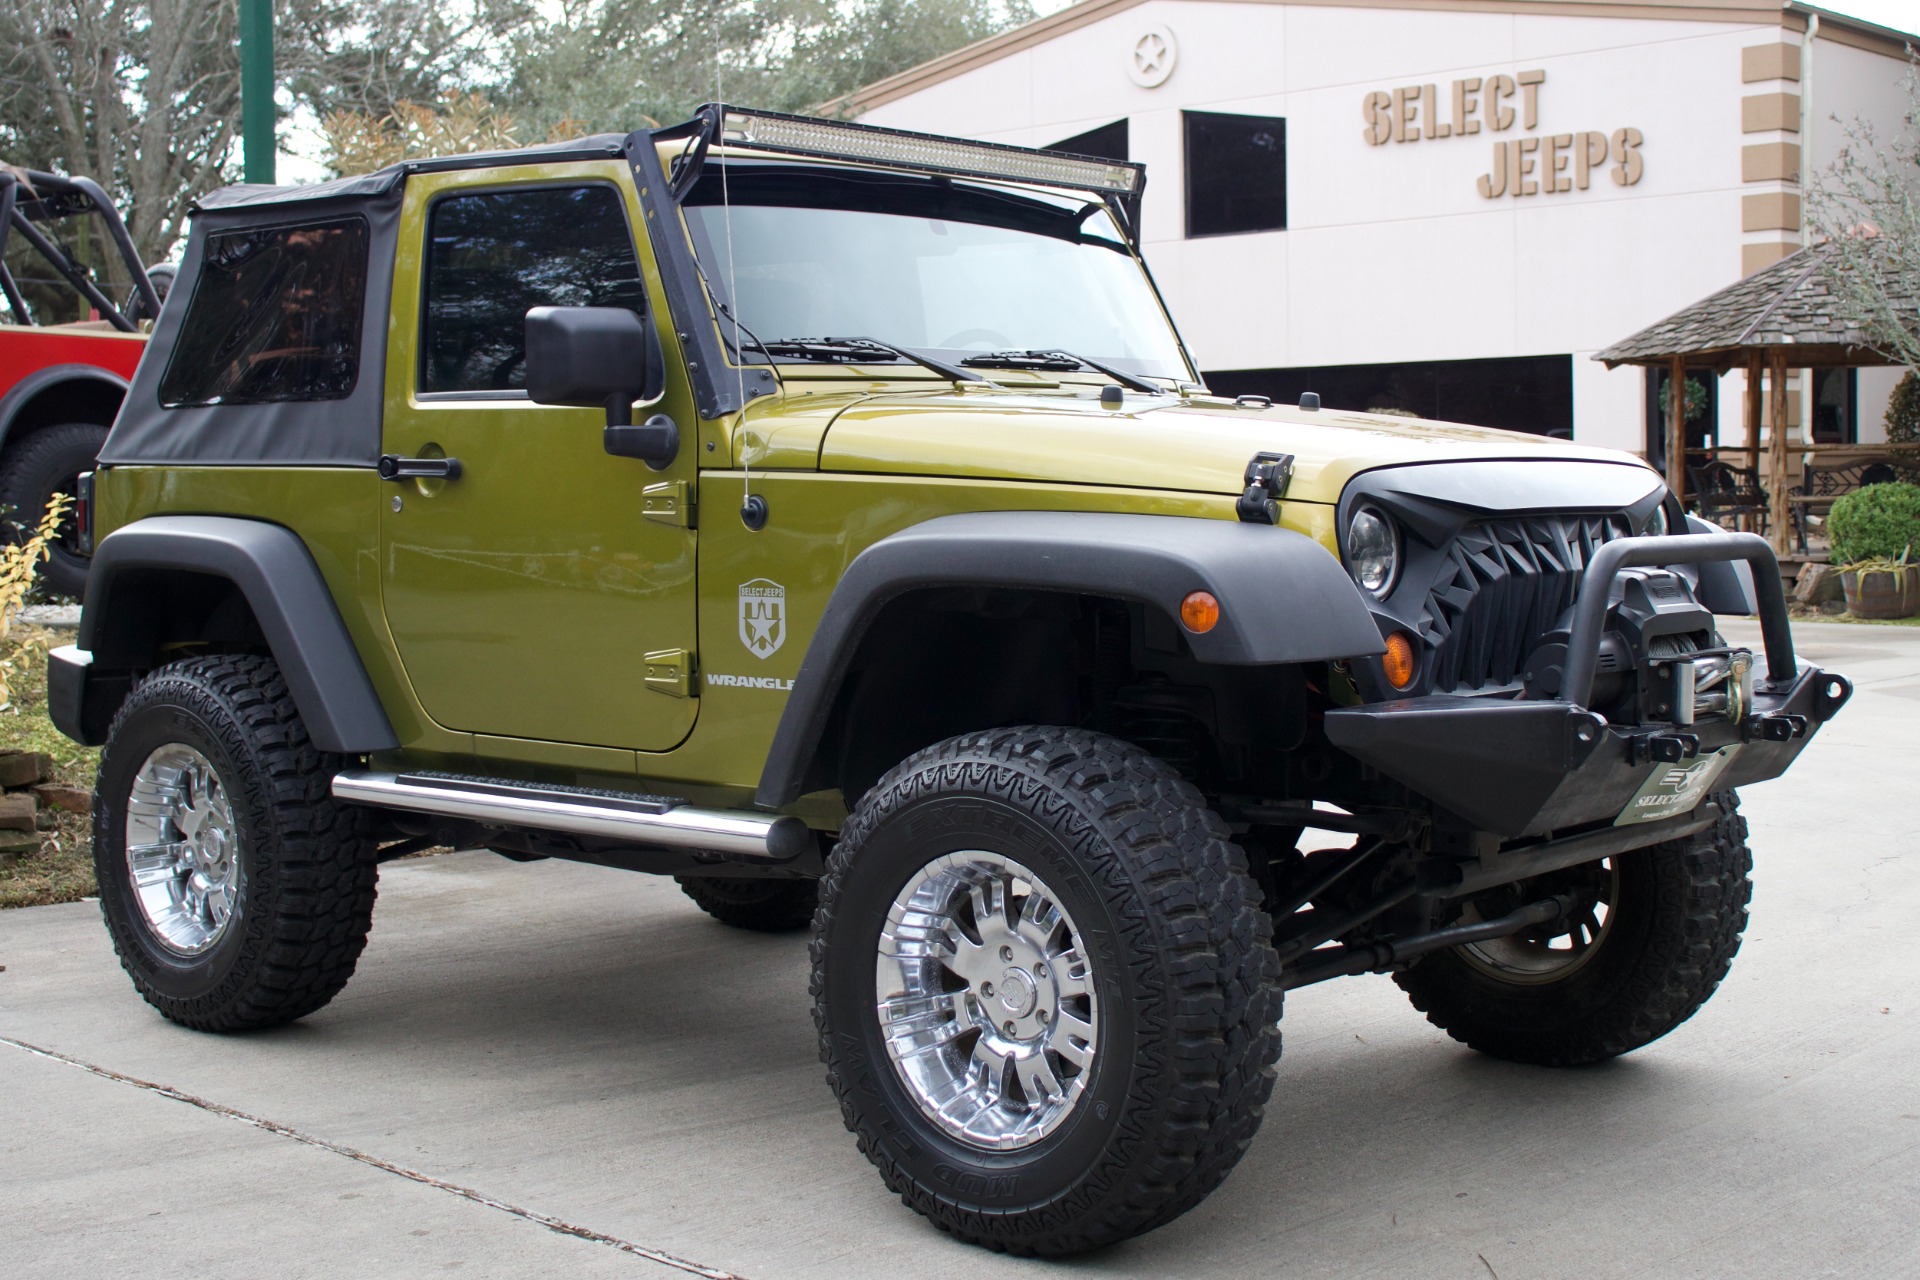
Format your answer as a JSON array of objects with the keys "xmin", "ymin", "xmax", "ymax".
[{"xmin": 718, "ymin": 107, "xmax": 1143, "ymax": 197}]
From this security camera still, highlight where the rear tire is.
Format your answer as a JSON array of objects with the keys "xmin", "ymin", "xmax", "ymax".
[
  {"xmin": 0, "ymin": 421, "xmax": 108, "ymax": 598},
  {"xmin": 675, "ymin": 875, "xmax": 817, "ymax": 932},
  {"xmin": 94, "ymin": 655, "xmax": 377, "ymax": 1031},
  {"xmin": 812, "ymin": 726, "xmax": 1282, "ymax": 1255},
  {"xmin": 1395, "ymin": 792, "xmax": 1750, "ymax": 1066}
]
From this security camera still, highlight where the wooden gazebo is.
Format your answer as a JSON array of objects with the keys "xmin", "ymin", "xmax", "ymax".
[{"xmin": 1595, "ymin": 240, "xmax": 1916, "ymax": 556}]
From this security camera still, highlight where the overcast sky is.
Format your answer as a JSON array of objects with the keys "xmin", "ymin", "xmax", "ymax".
[
  {"xmin": 1023, "ymin": 0, "xmax": 1920, "ymax": 40},
  {"xmin": 1804, "ymin": 1, "xmax": 1919, "ymax": 37}
]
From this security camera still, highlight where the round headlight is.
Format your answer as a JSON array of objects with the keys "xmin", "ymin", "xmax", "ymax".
[
  {"xmin": 1643, "ymin": 502, "xmax": 1670, "ymax": 537},
  {"xmin": 1347, "ymin": 507, "xmax": 1399, "ymax": 596}
]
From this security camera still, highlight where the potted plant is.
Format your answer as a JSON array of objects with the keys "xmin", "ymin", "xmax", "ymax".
[{"xmin": 1828, "ymin": 481, "xmax": 1920, "ymax": 619}]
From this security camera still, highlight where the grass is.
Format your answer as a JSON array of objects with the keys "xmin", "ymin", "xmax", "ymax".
[
  {"xmin": 1814, "ymin": 612, "xmax": 1920, "ymax": 627},
  {"xmin": 0, "ymin": 625, "xmax": 99, "ymax": 908}
]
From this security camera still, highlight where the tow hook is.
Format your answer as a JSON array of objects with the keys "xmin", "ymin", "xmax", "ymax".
[
  {"xmin": 1626, "ymin": 731, "xmax": 1701, "ymax": 764},
  {"xmin": 1745, "ymin": 713, "xmax": 1808, "ymax": 742}
]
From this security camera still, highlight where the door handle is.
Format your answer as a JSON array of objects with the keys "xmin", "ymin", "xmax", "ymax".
[{"xmin": 379, "ymin": 454, "xmax": 463, "ymax": 482}]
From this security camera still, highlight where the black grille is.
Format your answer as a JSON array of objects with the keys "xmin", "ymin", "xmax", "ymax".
[{"xmin": 1423, "ymin": 513, "xmax": 1632, "ymax": 692}]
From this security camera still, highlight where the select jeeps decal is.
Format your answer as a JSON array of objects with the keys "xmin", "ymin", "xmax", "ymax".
[{"xmin": 739, "ymin": 578, "xmax": 786, "ymax": 658}]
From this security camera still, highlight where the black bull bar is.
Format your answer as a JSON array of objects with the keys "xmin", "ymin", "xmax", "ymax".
[{"xmin": 1324, "ymin": 531, "xmax": 1852, "ymax": 838}]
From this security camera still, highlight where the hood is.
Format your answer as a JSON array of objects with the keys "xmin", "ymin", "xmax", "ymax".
[{"xmin": 813, "ymin": 388, "xmax": 1655, "ymax": 505}]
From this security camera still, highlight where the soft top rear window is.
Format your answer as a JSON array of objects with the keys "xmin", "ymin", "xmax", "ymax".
[{"xmin": 158, "ymin": 217, "xmax": 370, "ymax": 407}]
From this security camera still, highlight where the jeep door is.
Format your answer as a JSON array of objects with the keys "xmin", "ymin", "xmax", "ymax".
[{"xmin": 378, "ymin": 164, "xmax": 699, "ymax": 753}]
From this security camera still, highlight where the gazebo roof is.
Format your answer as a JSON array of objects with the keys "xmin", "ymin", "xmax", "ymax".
[{"xmin": 1594, "ymin": 239, "xmax": 1912, "ymax": 371}]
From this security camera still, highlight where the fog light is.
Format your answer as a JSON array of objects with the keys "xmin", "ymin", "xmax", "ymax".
[
  {"xmin": 1383, "ymin": 631, "xmax": 1417, "ymax": 689},
  {"xmin": 1180, "ymin": 591, "xmax": 1221, "ymax": 633}
]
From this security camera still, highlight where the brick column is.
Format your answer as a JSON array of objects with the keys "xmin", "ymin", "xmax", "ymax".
[{"xmin": 1740, "ymin": 40, "xmax": 1802, "ymax": 277}]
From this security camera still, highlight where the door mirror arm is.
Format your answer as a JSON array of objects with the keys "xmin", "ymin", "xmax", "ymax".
[{"xmin": 605, "ymin": 414, "xmax": 680, "ymax": 470}]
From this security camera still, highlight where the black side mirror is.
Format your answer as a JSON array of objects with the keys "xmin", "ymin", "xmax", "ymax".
[{"xmin": 525, "ymin": 305, "xmax": 679, "ymax": 470}]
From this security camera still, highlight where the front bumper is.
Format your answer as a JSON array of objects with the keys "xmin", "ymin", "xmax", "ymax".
[{"xmin": 1324, "ymin": 531, "xmax": 1852, "ymax": 837}]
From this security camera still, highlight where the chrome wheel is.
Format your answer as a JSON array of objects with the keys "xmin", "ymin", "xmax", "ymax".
[
  {"xmin": 124, "ymin": 743, "xmax": 241, "ymax": 956},
  {"xmin": 875, "ymin": 852, "xmax": 1099, "ymax": 1151},
  {"xmin": 1458, "ymin": 859, "xmax": 1619, "ymax": 984}
]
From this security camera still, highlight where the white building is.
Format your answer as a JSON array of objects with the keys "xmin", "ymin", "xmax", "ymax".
[{"xmin": 850, "ymin": 0, "xmax": 1915, "ymax": 462}]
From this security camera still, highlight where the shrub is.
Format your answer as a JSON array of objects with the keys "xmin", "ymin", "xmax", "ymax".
[
  {"xmin": 0, "ymin": 494, "xmax": 66, "ymax": 707},
  {"xmin": 1888, "ymin": 370, "xmax": 1920, "ymax": 445},
  {"xmin": 1828, "ymin": 481, "xmax": 1920, "ymax": 565}
]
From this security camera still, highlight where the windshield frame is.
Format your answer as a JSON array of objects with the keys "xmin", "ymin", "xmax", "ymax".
[{"xmin": 626, "ymin": 115, "xmax": 1200, "ymax": 419}]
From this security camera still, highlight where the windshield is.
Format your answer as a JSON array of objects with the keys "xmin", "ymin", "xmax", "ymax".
[{"xmin": 682, "ymin": 164, "xmax": 1191, "ymax": 382}]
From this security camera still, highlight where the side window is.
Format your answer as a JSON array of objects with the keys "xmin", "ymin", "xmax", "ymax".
[
  {"xmin": 158, "ymin": 218, "xmax": 369, "ymax": 406},
  {"xmin": 420, "ymin": 185, "xmax": 647, "ymax": 394}
]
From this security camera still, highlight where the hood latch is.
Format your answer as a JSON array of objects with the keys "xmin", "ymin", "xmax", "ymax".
[{"xmin": 1237, "ymin": 451, "xmax": 1295, "ymax": 524}]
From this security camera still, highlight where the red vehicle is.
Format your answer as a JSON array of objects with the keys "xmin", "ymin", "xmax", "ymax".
[{"xmin": 0, "ymin": 167, "xmax": 164, "ymax": 595}]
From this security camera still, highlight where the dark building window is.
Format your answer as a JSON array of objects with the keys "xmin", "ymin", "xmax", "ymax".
[
  {"xmin": 1812, "ymin": 367, "xmax": 1857, "ymax": 444},
  {"xmin": 1184, "ymin": 111, "xmax": 1286, "ymax": 238},
  {"xmin": 421, "ymin": 184, "xmax": 647, "ymax": 394},
  {"xmin": 159, "ymin": 218, "xmax": 369, "ymax": 406},
  {"xmin": 1644, "ymin": 366, "xmax": 1720, "ymax": 473},
  {"xmin": 1048, "ymin": 119, "xmax": 1128, "ymax": 162},
  {"xmin": 1208, "ymin": 354, "xmax": 1574, "ymax": 437}
]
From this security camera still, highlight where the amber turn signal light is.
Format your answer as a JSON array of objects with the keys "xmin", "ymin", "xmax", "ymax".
[
  {"xmin": 1383, "ymin": 631, "xmax": 1417, "ymax": 689},
  {"xmin": 1180, "ymin": 591, "xmax": 1221, "ymax": 634}
]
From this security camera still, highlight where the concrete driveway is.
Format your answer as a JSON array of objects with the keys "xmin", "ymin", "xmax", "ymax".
[{"xmin": 3, "ymin": 619, "xmax": 1916, "ymax": 1279}]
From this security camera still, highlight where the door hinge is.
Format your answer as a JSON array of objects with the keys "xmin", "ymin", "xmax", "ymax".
[
  {"xmin": 644, "ymin": 648, "xmax": 694, "ymax": 698},
  {"xmin": 642, "ymin": 479, "xmax": 695, "ymax": 528}
]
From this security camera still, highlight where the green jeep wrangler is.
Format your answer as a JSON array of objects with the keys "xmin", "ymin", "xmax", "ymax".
[{"xmin": 50, "ymin": 107, "xmax": 1850, "ymax": 1255}]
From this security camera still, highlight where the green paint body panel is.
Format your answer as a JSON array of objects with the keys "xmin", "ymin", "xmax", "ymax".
[
  {"xmin": 377, "ymin": 163, "xmax": 701, "ymax": 754},
  {"xmin": 90, "ymin": 149, "xmax": 1657, "ymax": 819}
]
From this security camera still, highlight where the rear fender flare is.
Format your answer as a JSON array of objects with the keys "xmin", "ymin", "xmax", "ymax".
[
  {"xmin": 754, "ymin": 510, "xmax": 1384, "ymax": 807},
  {"xmin": 76, "ymin": 515, "xmax": 398, "ymax": 753},
  {"xmin": 0, "ymin": 364, "xmax": 129, "ymax": 447}
]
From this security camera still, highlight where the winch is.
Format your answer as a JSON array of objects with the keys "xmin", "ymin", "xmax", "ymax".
[{"xmin": 1525, "ymin": 567, "xmax": 1753, "ymax": 727}]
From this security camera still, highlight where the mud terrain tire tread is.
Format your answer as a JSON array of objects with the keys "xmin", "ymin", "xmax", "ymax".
[
  {"xmin": 94, "ymin": 655, "xmax": 377, "ymax": 1031},
  {"xmin": 675, "ymin": 875, "xmax": 818, "ymax": 932},
  {"xmin": 810, "ymin": 726, "xmax": 1282, "ymax": 1256},
  {"xmin": 1395, "ymin": 791, "xmax": 1750, "ymax": 1066}
]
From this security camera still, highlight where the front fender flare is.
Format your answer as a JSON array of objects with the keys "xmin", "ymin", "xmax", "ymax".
[
  {"xmin": 754, "ymin": 510, "xmax": 1384, "ymax": 807},
  {"xmin": 75, "ymin": 515, "xmax": 398, "ymax": 753}
]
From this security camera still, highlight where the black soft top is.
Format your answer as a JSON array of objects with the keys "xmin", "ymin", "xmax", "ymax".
[
  {"xmin": 99, "ymin": 134, "xmax": 629, "ymax": 468},
  {"xmin": 190, "ymin": 135, "xmax": 628, "ymax": 214}
]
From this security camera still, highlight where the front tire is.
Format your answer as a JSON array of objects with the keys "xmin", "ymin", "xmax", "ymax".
[
  {"xmin": 94, "ymin": 655, "xmax": 377, "ymax": 1031},
  {"xmin": 811, "ymin": 727, "xmax": 1281, "ymax": 1255},
  {"xmin": 1395, "ymin": 792, "xmax": 1751, "ymax": 1066}
]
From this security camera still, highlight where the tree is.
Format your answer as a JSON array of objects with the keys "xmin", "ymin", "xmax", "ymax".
[
  {"xmin": 0, "ymin": 0, "xmax": 1038, "ymax": 259},
  {"xmin": 496, "ymin": 0, "xmax": 1035, "ymax": 136},
  {"xmin": 0, "ymin": 0, "xmax": 539, "ymax": 261},
  {"xmin": 1806, "ymin": 54, "xmax": 1920, "ymax": 373},
  {"xmin": 320, "ymin": 93, "xmax": 585, "ymax": 176},
  {"xmin": 0, "ymin": 0, "xmax": 241, "ymax": 264}
]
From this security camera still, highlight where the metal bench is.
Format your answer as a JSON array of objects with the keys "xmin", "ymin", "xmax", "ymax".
[
  {"xmin": 1687, "ymin": 459, "xmax": 1769, "ymax": 534},
  {"xmin": 1787, "ymin": 452, "xmax": 1917, "ymax": 553}
]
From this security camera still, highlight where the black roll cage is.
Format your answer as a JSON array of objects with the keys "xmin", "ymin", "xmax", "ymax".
[{"xmin": 0, "ymin": 168, "xmax": 159, "ymax": 331}]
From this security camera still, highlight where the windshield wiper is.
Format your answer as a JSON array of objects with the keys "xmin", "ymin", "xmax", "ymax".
[
  {"xmin": 959, "ymin": 349, "xmax": 1161, "ymax": 394},
  {"xmin": 752, "ymin": 337, "xmax": 983, "ymax": 383}
]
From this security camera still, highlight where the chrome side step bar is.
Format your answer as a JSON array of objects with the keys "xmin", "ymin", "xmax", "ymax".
[{"xmin": 331, "ymin": 770, "xmax": 809, "ymax": 863}]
